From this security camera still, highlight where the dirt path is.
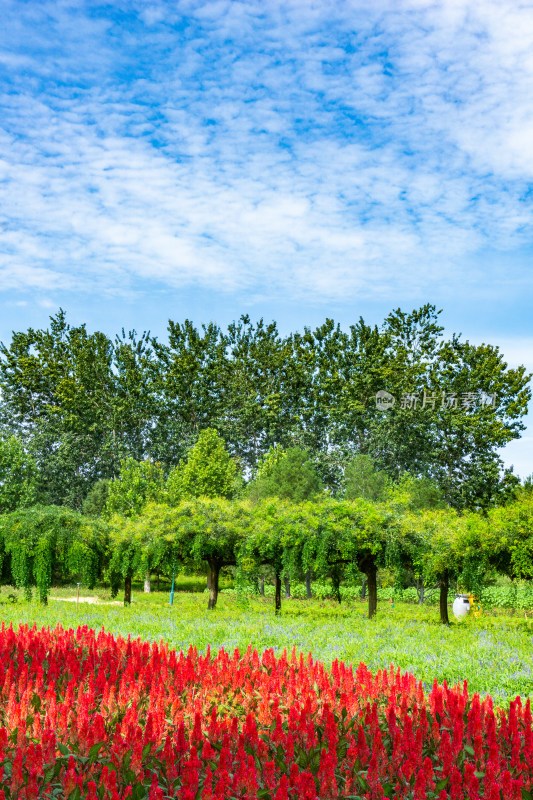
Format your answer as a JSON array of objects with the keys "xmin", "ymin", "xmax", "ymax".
[{"xmin": 50, "ymin": 596, "xmax": 123, "ymax": 606}]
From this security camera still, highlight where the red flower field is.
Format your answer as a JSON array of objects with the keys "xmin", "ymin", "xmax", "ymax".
[{"xmin": 0, "ymin": 624, "xmax": 530, "ymax": 799}]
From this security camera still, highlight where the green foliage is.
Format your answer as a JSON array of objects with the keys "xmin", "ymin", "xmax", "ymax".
[
  {"xmin": 82, "ymin": 478, "xmax": 111, "ymax": 517},
  {"xmin": 107, "ymin": 498, "xmax": 251, "ymax": 608},
  {"xmin": 0, "ymin": 306, "xmax": 530, "ymax": 511},
  {"xmin": 523, "ymin": 474, "xmax": 533, "ymax": 494},
  {"xmin": 311, "ymin": 498, "xmax": 393, "ymax": 598},
  {"xmin": 389, "ymin": 473, "xmax": 447, "ymax": 511},
  {"xmin": 0, "ymin": 435, "xmax": 38, "ymax": 513},
  {"xmin": 106, "ymin": 458, "xmax": 166, "ymax": 517},
  {"xmin": 218, "ymin": 317, "xmax": 298, "ymax": 470},
  {"xmin": 0, "ymin": 310, "xmax": 160, "ymax": 508},
  {"xmin": 403, "ymin": 508, "xmax": 465, "ymax": 586},
  {"xmin": 175, "ymin": 497, "xmax": 250, "ymax": 571},
  {"xmin": 480, "ymin": 584, "xmax": 533, "ymax": 609},
  {"xmin": 237, "ymin": 497, "xmax": 392, "ymax": 615},
  {"xmin": 0, "ymin": 505, "xmax": 107, "ymax": 602},
  {"xmin": 167, "ymin": 428, "xmax": 241, "ymax": 502},
  {"xmin": 485, "ymin": 495, "xmax": 533, "ymax": 581},
  {"xmin": 239, "ymin": 499, "xmax": 302, "ymax": 579},
  {"xmin": 107, "ymin": 504, "xmax": 177, "ymax": 595},
  {"xmin": 255, "ymin": 444, "xmax": 286, "ymax": 479},
  {"xmin": 247, "ymin": 447, "xmax": 323, "ymax": 502},
  {"xmin": 342, "ymin": 454, "xmax": 390, "ymax": 501}
]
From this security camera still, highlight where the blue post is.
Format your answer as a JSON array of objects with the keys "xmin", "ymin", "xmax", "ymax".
[{"xmin": 169, "ymin": 564, "xmax": 176, "ymax": 606}]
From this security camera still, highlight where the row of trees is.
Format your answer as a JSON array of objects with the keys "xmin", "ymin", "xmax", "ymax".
[
  {"xmin": 1, "ymin": 490, "xmax": 533, "ymax": 624},
  {"xmin": 1, "ymin": 305, "xmax": 530, "ymax": 510}
]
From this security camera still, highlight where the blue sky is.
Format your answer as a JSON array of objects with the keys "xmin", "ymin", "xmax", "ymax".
[{"xmin": 1, "ymin": 0, "xmax": 532, "ymax": 476}]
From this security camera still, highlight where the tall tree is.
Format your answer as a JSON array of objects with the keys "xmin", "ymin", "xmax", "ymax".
[
  {"xmin": 0, "ymin": 311, "xmax": 114, "ymax": 506},
  {"xmin": 153, "ymin": 320, "xmax": 226, "ymax": 455},
  {"xmin": 111, "ymin": 328, "xmax": 160, "ymax": 465},
  {"xmin": 1, "ymin": 306, "xmax": 529, "ymax": 510},
  {"xmin": 246, "ymin": 446, "xmax": 323, "ymax": 503},
  {"xmin": 219, "ymin": 316, "xmax": 297, "ymax": 471},
  {"xmin": 0, "ymin": 311, "xmax": 159, "ymax": 507},
  {"xmin": 422, "ymin": 337, "xmax": 529, "ymax": 509},
  {"xmin": 167, "ymin": 428, "xmax": 242, "ymax": 503}
]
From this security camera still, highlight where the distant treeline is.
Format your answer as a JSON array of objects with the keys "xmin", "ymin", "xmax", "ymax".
[{"xmin": 0, "ymin": 304, "xmax": 531, "ymax": 511}]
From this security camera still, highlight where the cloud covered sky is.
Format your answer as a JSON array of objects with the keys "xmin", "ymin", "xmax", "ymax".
[{"xmin": 0, "ymin": 0, "xmax": 532, "ymax": 475}]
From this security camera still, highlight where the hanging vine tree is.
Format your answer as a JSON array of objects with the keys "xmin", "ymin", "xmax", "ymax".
[{"xmin": 0, "ymin": 505, "xmax": 108, "ymax": 603}]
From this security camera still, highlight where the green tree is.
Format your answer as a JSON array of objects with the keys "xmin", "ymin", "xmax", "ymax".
[
  {"xmin": 522, "ymin": 474, "xmax": 533, "ymax": 495},
  {"xmin": 246, "ymin": 447, "xmax": 323, "ymax": 503},
  {"xmin": 180, "ymin": 498, "xmax": 250, "ymax": 610},
  {"xmin": 106, "ymin": 458, "xmax": 166, "ymax": 517},
  {"xmin": 167, "ymin": 429, "xmax": 241, "ymax": 502},
  {"xmin": 219, "ymin": 317, "xmax": 298, "ymax": 471},
  {"xmin": 421, "ymin": 337, "xmax": 529, "ymax": 510},
  {"xmin": 107, "ymin": 503, "xmax": 179, "ymax": 605},
  {"xmin": 312, "ymin": 499, "xmax": 392, "ymax": 617},
  {"xmin": 82, "ymin": 478, "xmax": 111, "ymax": 517},
  {"xmin": 480, "ymin": 494, "xmax": 533, "ymax": 583},
  {"xmin": 153, "ymin": 320, "xmax": 226, "ymax": 448},
  {"xmin": 239, "ymin": 500, "xmax": 301, "ymax": 614},
  {"xmin": 246, "ymin": 447, "xmax": 323, "ymax": 599},
  {"xmin": 0, "ymin": 311, "xmax": 160, "ymax": 507},
  {"xmin": 106, "ymin": 458, "xmax": 167, "ymax": 592},
  {"xmin": 288, "ymin": 308, "xmax": 442, "ymax": 491},
  {"xmin": 388, "ymin": 473, "xmax": 446, "ymax": 511},
  {"xmin": 403, "ymin": 508, "xmax": 465, "ymax": 625},
  {"xmin": 1, "ymin": 307, "xmax": 529, "ymax": 512},
  {"xmin": 342, "ymin": 454, "xmax": 390, "ymax": 502},
  {"xmin": 0, "ymin": 436, "xmax": 38, "ymax": 513},
  {"xmin": 0, "ymin": 505, "xmax": 108, "ymax": 603}
]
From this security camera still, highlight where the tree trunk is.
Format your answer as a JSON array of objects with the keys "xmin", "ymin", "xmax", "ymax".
[
  {"xmin": 144, "ymin": 570, "xmax": 151, "ymax": 593},
  {"xmin": 361, "ymin": 577, "xmax": 367, "ymax": 600},
  {"xmin": 305, "ymin": 570, "xmax": 312, "ymax": 599},
  {"xmin": 367, "ymin": 565, "xmax": 377, "ymax": 619},
  {"xmin": 207, "ymin": 561, "xmax": 220, "ymax": 610},
  {"xmin": 416, "ymin": 577, "xmax": 425, "ymax": 604},
  {"xmin": 258, "ymin": 577, "xmax": 265, "ymax": 596},
  {"xmin": 275, "ymin": 574, "xmax": 282, "ymax": 615},
  {"xmin": 284, "ymin": 576, "xmax": 291, "ymax": 599},
  {"xmin": 124, "ymin": 575, "xmax": 132, "ymax": 606},
  {"xmin": 331, "ymin": 566, "xmax": 342, "ymax": 604},
  {"xmin": 439, "ymin": 571, "xmax": 450, "ymax": 625}
]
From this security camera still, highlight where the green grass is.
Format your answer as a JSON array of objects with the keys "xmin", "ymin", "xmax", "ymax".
[{"xmin": 0, "ymin": 584, "xmax": 532, "ymax": 709}]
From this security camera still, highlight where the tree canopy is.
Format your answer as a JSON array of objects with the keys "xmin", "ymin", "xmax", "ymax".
[
  {"xmin": 0, "ymin": 305, "xmax": 530, "ymax": 510},
  {"xmin": 167, "ymin": 428, "xmax": 241, "ymax": 502},
  {"xmin": 246, "ymin": 446, "xmax": 323, "ymax": 502}
]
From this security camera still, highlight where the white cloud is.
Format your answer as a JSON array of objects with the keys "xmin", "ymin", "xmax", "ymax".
[{"xmin": 0, "ymin": 0, "xmax": 532, "ymax": 304}]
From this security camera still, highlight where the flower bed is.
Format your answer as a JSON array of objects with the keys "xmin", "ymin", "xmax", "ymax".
[{"xmin": 0, "ymin": 624, "xmax": 530, "ymax": 799}]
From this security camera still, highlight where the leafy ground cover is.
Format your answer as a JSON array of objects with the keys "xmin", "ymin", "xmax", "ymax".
[
  {"xmin": 0, "ymin": 623, "xmax": 531, "ymax": 799},
  {"xmin": 0, "ymin": 588, "xmax": 532, "ymax": 708}
]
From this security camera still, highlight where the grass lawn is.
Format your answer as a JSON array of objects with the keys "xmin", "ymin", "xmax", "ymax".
[{"xmin": 1, "ymin": 584, "xmax": 532, "ymax": 708}]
